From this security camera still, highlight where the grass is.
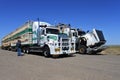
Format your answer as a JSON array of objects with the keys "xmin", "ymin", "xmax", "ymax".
[
  {"xmin": 101, "ymin": 45, "xmax": 120, "ymax": 55},
  {"xmin": 109, "ymin": 45, "xmax": 120, "ymax": 49}
]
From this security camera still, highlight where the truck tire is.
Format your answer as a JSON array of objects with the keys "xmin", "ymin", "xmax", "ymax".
[
  {"xmin": 26, "ymin": 48, "xmax": 30, "ymax": 54},
  {"xmin": 23, "ymin": 48, "xmax": 26, "ymax": 53},
  {"xmin": 23, "ymin": 49, "xmax": 26, "ymax": 53},
  {"xmin": 44, "ymin": 46, "xmax": 50, "ymax": 58},
  {"xmin": 79, "ymin": 45, "xmax": 86, "ymax": 54}
]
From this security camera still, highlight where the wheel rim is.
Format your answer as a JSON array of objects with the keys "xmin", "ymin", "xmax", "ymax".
[
  {"xmin": 44, "ymin": 51, "xmax": 48, "ymax": 57},
  {"xmin": 79, "ymin": 48, "xmax": 85, "ymax": 53},
  {"xmin": 44, "ymin": 47, "xmax": 51, "ymax": 57},
  {"xmin": 23, "ymin": 49, "xmax": 26, "ymax": 53},
  {"xmin": 26, "ymin": 50, "xmax": 29, "ymax": 54}
]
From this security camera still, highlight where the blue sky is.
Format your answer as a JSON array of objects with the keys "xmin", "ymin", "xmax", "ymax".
[{"xmin": 0, "ymin": 0, "xmax": 120, "ymax": 45}]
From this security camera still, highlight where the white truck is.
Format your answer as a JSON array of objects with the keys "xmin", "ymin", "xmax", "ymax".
[
  {"xmin": 71, "ymin": 28, "xmax": 106, "ymax": 54},
  {"xmin": 56, "ymin": 23, "xmax": 106, "ymax": 54},
  {"xmin": 1, "ymin": 21, "xmax": 76, "ymax": 57}
]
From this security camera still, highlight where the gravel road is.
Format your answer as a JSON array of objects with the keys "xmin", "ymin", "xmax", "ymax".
[{"xmin": 0, "ymin": 49, "xmax": 120, "ymax": 80}]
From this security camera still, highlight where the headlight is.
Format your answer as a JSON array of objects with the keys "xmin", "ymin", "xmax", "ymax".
[
  {"xmin": 55, "ymin": 48, "xmax": 60, "ymax": 52},
  {"xmin": 48, "ymin": 41, "xmax": 55, "ymax": 46}
]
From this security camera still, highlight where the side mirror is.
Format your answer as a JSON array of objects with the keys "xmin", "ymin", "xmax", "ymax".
[
  {"xmin": 44, "ymin": 34, "xmax": 47, "ymax": 36},
  {"xmin": 73, "ymin": 32, "xmax": 77, "ymax": 37}
]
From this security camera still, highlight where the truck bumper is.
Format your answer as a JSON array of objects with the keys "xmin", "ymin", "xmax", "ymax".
[
  {"xmin": 87, "ymin": 46, "xmax": 107, "ymax": 53},
  {"xmin": 50, "ymin": 48, "xmax": 75, "ymax": 56}
]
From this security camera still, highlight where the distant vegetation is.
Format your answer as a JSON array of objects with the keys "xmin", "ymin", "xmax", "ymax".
[
  {"xmin": 109, "ymin": 45, "xmax": 120, "ymax": 48},
  {"xmin": 101, "ymin": 45, "xmax": 120, "ymax": 55}
]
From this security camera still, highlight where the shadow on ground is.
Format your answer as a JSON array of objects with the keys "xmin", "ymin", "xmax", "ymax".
[
  {"xmin": 76, "ymin": 51, "xmax": 106, "ymax": 55},
  {"xmin": 26, "ymin": 52, "xmax": 76, "ymax": 59}
]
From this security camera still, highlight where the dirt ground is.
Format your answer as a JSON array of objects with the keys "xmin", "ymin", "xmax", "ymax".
[{"xmin": 0, "ymin": 49, "xmax": 120, "ymax": 80}]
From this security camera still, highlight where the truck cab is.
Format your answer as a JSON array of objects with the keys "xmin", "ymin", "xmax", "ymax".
[{"xmin": 32, "ymin": 22, "xmax": 75, "ymax": 57}]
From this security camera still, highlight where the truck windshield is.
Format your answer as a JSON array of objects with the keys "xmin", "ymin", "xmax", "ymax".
[
  {"xmin": 46, "ymin": 28, "xmax": 59, "ymax": 34},
  {"xmin": 58, "ymin": 33, "xmax": 68, "ymax": 38}
]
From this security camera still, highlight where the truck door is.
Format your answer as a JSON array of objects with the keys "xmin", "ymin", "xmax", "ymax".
[{"xmin": 39, "ymin": 29, "xmax": 46, "ymax": 47}]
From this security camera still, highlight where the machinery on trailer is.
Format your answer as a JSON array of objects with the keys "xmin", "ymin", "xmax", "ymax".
[
  {"xmin": 71, "ymin": 28, "xmax": 106, "ymax": 54},
  {"xmin": 1, "ymin": 21, "xmax": 75, "ymax": 57}
]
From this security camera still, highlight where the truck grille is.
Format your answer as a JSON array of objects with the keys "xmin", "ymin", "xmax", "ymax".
[
  {"xmin": 62, "ymin": 39, "xmax": 69, "ymax": 46},
  {"xmin": 62, "ymin": 38, "xmax": 69, "ymax": 50},
  {"xmin": 62, "ymin": 43, "xmax": 69, "ymax": 46}
]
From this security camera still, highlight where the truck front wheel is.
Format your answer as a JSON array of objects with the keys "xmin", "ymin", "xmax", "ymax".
[
  {"xmin": 79, "ymin": 45, "xmax": 86, "ymax": 54},
  {"xmin": 44, "ymin": 46, "xmax": 50, "ymax": 58}
]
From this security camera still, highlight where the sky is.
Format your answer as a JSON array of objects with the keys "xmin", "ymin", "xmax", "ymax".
[{"xmin": 0, "ymin": 0, "xmax": 120, "ymax": 45}]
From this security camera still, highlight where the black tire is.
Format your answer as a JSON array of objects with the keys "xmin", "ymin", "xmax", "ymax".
[
  {"xmin": 79, "ymin": 45, "xmax": 86, "ymax": 54},
  {"xmin": 26, "ymin": 48, "xmax": 30, "ymax": 54},
  {"xmin": 23, "ymin": 48, "xmax": 26, "ymax": 53},
  {"xmin": 44, "ymin": 46, "xmax": 50, "ymax": 58}
]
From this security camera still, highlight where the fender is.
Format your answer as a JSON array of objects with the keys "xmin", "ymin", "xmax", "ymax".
[{"xmin": 43, "ymin": 44, "xmax": 51, "ymax": 53}]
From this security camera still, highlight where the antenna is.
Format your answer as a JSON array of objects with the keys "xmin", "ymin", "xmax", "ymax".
[{"xmin": 37, "ymin": 18, "xmax": 40, "ymax": 26}]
